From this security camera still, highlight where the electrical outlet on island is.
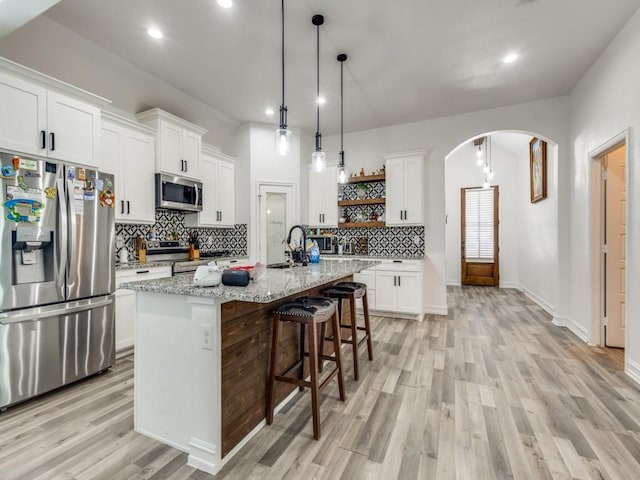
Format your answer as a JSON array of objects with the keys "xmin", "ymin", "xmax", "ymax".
[{"xmin": 201, "ymin": 324, "xmax": 213, "ymax": 350}]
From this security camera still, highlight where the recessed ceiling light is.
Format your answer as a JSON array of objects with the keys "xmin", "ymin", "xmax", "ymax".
[
  {"xmin": 503, "ymin": 53, "xmax": 519, "ymax": 64},
  {"xmin": 265, "ymin": 108, "xmax": 275, "ymax": 116},
  {"xmin": 316, "ymin": 96, "xmax": 326, "ymax": 105},
  {"xmin": 147, "ymin": 28, "xmax": 164, "ymax": 39},
  {"xmin": 217, "ymin": 0, "xmax": 233, "ymax": 8}
]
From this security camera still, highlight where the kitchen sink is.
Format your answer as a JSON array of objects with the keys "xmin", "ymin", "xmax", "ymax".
[{"xmin": 267, "ymin": 262, "xmax": 297, "ymax": 269}]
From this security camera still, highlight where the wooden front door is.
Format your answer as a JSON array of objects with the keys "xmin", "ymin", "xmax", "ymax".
[
  {"xmin": 461, "ymin": 186, "xmax": 499, "ymax": 286},
  {"xmin": 603, "ymin": 145, "xmax": 626, "ymax": 348}
]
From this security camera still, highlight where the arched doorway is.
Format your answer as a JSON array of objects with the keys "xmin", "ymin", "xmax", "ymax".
[{"xmin": 444, "ymin": 131, "xmax": 560, "ymax": 316}]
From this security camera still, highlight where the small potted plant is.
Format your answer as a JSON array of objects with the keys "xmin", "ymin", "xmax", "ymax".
[{"xmin": 356, "ymin": 183, "xmax": 369, "ymax": 199}]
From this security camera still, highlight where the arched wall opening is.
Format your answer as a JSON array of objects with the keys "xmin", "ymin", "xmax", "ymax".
[{"xmin": 444, "ymin": 130, "xmax": 560, "ymax": 314}]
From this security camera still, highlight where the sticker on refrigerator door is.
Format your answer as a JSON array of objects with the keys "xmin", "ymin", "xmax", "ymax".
[
  {"xmin": 4, "ymin": 186, "xmax": 44, "ymax": 223},
  {"xmin": 95, "ymin": 179, "xmax": 104, "ymax": 191},
  {"xmin": 17, "ymin": 176, "xmax": 29, "ymax": 192},
  {"xmin": 0, "ymin": 165, "xmax": 16, "ymax": 179},
  {"xmin": 77, "ymin": 168, "xmax": 86, "ymax": 181},
  {"xmin": 18, "ymin": 158, "xmax": 37, "ymax": 171},
  {"xmin": 44, "ymin": 187, "xmax": 56, "ymax": 199},
  {"xmin": 73, "ymin": 180, "xmax": 84, "ymax": 214},
  {"xmin": 99, "ymin": 188, "xmax": 115, "ymax": 208}
]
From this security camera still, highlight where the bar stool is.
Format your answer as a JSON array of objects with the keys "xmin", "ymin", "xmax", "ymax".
[
  {"xmin": 322, "ymin": 282, "xmax": 373, "ymax": 381},
  {"xmin": 266, "ymin": 296, "xmax": 346, "ymax": 440}
]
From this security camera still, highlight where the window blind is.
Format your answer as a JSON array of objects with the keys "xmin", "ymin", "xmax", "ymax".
[{"xmin": 465, "ymin": 188, "xmax": 494, "ymax": 261}]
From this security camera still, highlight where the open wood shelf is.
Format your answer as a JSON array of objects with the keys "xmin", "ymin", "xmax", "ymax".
[
  {"xmin": 338, "ymin": 198, "xmax": 386, "ymax": 207},
  {"xmin": 338, "ymin": 221, "xmax": 386, "ymax": 229},
  {"xmin": 347, "ymin": 174, "xmax": 385, "ymax": 184}
]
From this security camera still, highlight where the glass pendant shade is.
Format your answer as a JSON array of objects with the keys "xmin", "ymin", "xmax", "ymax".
[
  {"xmin": 275, "ymin": 127, "xmax": 291, "ymax": 155},
  {"xmin": 482, "ymin": 164, "xmax": 491, "ymax": 174},
  {"xmin": 312, "ymin": 150, "xmax": 326, "ymax": 172},
  {"xmin": 482, "ymin": 180, "xmax": 490, "ymax": 189},
  {"xmin": 475, "ymin": 157, "xmax": 483, "ymax": 167},
  {"xmin": 337, "ymin": 162, "xmax": 349, "ymax": 184},
  {"xmin": 487, "ymin": 169, "xmax": 495, "ymax": 180},
  {"xmin": 476, "ymin": 146, "xmax": 483, "ymax": 159}
]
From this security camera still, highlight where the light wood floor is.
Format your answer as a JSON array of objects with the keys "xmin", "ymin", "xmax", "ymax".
[{"xmin": 1, "ymin": 286, "xmax": 640, "ymax": 479}]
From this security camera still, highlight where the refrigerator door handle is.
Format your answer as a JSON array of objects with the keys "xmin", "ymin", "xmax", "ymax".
[
  {"xmin": 0, "ymin": 297, "xmax": 114, "ymax": 325},
  {"xmin": 57, "ymin": 178, "xmax": 67, "ymax": 288},
  {"xmin": 66, "ymin": 179, "xmax": 78, "ymax": 290}
]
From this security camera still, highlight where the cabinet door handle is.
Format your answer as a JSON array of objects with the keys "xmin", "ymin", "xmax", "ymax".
[
  {"xmin": 220, "ymin": 211, "xmax": 222, "ymax": 222},
  {"xmin": 127, "ymin": 201, "xmax": 130, "ymax": 214},
  {"xmin": 50, "ymin": 132, "xmax": 55, "ymax": 151},
  {"xmin": 180, "ymin": 160, "xmax": 184, "ymax": 171},
  {"xmin": 393, "ymin": 276, "xmax": 397, "ymax": 287},
  {"xmin": 404, "ymin": 210, "xmax": 407, "ymax": 220},
  {"xmin": 185, "ymin": 160, "xmax": 188, "ymax": 172},
  {"xmin": 398, "ymin": 276, "xmax": 401, "ymax": 287},
  {"xmin": 41, "ymin": 130, "xmax": 46, "ymax": 149},
  {"xmin": 121, "ymin": 200, "xmax": 125, "ymax": 214},
  {"xmin": 136, "ymin": 270, "xmax": 150, "ymax": 274}
]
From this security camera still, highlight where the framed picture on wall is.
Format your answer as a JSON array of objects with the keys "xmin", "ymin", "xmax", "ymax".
[{"xmin": 529, "ymin": 137, "xmax": 547, "ymax": 203}]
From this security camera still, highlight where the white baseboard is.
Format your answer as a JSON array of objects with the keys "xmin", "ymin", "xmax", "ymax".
[
  {"xmin": 424, "ymin": 305, "xmax": 448, "ymax": 316},
  {"xmin": 625, "ymin": 359, "xmax": 640, "ymax": 387},
  {"xmin": 115, "ymin": 345, "xmax": 134, "ymax": 359},
  {"xmin": 552, "ymin": 316, "xmax": 589, "ymax": 343},
  {"xmin": 520, "ymin": 285, "xmax": 555, "ymax": 316},
  {"xmin": 499, "ymin": 282, "xmax": 520, "ymax": 290},
  {"xmin": 447, "ymin": 280, "xmax": 461, "ymax": 287},
  {"xmin": 188, "ymin": 438, "xmax": 218, "ymax": 475}
]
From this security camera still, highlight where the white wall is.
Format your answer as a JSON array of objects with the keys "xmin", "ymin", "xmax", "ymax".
[
  {"xmin": 517, "ymin": 141, "xmax": 558, "ymax": 312},
  {"xmin": 321, "ymin": 97, "xmax": 570, "ymax": 315},
  {"xmin": 0, "ymin": 15, "xmax": 238, "ymax": 147},
  {"xmin": 445, "ymin": 141, "xmax": 520, "ymax": 288},
  {"xmin": 569, "ymin": 9, "xmax": 640, "ymax": 378},
  {"xmin": 227, "ymin": 123, "xmax": 302, "ymax": 263}
]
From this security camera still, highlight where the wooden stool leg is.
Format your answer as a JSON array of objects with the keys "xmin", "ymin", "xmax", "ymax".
[
  {"xmin": 298, "ymin": 323, "xmax": 306, "ymax": 391},
  {"xmin": 319, "ymin": 322, "xmax": 326, "ymax": 373},
  {"xmin": 307, "ymin": 318, "xmax": 321, "ymax": 439},
  {"xmin": 266, "ymin": 313, "xmax": 282, "ymax": 424},
  {"xmin": 363, "ymin": 291, "xmax": 373, "ymax": 361},
  {"xmin": 349, "ymin": 295, "xmax": 359, "ymax": 381},
  {"xmin": 331, "ymin": 309, "xmax": 346, "ymax": 401}
]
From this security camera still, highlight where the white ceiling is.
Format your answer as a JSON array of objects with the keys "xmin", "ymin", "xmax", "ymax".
[
  {"xmin": 0, "ymin": 0, "xmax": 61, "ymax": 37},
  {"xmin": 39, "ymin": 0, "xmax": 640, "ymax": 135}
]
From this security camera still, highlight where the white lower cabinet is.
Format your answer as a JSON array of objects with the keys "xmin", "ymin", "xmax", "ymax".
[
  {"xmin": 374, "ymin": 260, "xmax": 423, "ymax": 318},
  {"xmin": 347, "ymin": 258, "xmax": 424, "ymax": 320},
  {"xmin": 115, "ymin": 266, "xmax": 172, "ymax": 353}
]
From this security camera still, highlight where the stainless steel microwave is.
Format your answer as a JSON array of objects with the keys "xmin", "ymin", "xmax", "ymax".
[
  {"xmin": 308, "ymin": 235, "xmax": 334, "ymax": 253},
  {"xmin": 155, "ymin": 174, "xmax": 203, "ymax": 212}
]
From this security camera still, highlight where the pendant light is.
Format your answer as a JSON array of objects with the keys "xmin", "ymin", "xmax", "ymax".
[
  {"xmin": 275, "ymin": 0, "xmax": 291, "ymax": 155},
  {"xmin": 336, "ymin": 53, "xmax": 349, "ymax": 184},
  {"xmin": 311, "ymin": 14, "xmax": 326, "ymax": 172},
  {"xmin": 475, "ymin": 137, "xmax": 484, "ymax": 167}
]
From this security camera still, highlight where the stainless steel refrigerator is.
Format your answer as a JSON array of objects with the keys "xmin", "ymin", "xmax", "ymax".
[{"xmin": 0, "ymin": 151, "xmax": 115, "ymax": 409}]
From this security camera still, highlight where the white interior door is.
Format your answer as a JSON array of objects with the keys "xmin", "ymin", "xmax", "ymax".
[
  {"xmin": 604, "ymin": 145, "xmax": 626, "ymax": 348},
  {"xmin": 258, "ymin": 184, "xmax": 294, "ymax": 265}
]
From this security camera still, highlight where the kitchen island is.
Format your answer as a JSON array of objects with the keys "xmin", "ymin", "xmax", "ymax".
[{"xmin": 120, "ymin": 259, "xmax": 378, "ymax": 475}]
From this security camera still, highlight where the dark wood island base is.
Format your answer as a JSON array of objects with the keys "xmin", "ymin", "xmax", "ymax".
[{"xmin": 220, "ymin": 275, "xmax": 353, "ymax": 457}]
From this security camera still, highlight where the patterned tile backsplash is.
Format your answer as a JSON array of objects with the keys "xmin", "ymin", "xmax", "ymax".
[
  {"xmin": 116, "ymin": 210, "xmax": 247, "ymax": 256},
  {"xmin": 316, "ymin": 225, "xmax": 425, "ymax": 258}
]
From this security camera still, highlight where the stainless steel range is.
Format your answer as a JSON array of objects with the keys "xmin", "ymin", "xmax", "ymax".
[{"xmin": 146, "ymin": 240, "xmax": 232, "ymax": 274}]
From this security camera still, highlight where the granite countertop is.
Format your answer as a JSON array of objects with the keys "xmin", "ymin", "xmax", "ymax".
[
  {"xmin": 116, "ymin": 261, "xmax": 175, "ymax": 272},
  {"xmin": 322, "ymin": 254, "xmax": 424, "ymax": 261},
  {"xmin": 119, "ymin": 259, "xmax": 379, "ymax": 303}
]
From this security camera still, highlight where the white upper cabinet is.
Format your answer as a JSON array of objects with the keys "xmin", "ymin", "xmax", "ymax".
[
  {"xmin": 308, "ymin": 166, "xmax": 338, "ymax": 228},
  {"xmin": 137, "ymin": 108, "xmax": 206, "ymax": 180},
  {"xmin": 185, "ymin": 146, "xmax": 235, "ymax": 228},
  {"xmin": 101, "ymin": 113, "xmax": 156, "ymax": 224},
  {"xmin": 384, "ymin": 150, "xmax": 425, "ymax": 226},
  {"xmin": 0, "ymin": 69, "xmax": 101, "ymax": 167},
  {"xmin": 0, "ymin": 71, "xmax": 46, "ymax": 156}
]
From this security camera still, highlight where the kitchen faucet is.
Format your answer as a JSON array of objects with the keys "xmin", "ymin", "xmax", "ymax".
[{"xmin": 286, "ymin": 225, "xmax": 308, "ymax": 264}]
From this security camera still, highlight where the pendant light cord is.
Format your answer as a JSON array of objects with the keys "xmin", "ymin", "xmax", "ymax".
[
  {"xmin": 281, "ymin": 0, "xmax": 285, "ymax": 107},
  {"xmin": 340, "ymin": 58, "xmax": 344, "ymax": 156},
  {"xmin": 316, "ymin": 23, "xmax": 320, "ymax": 138}
]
